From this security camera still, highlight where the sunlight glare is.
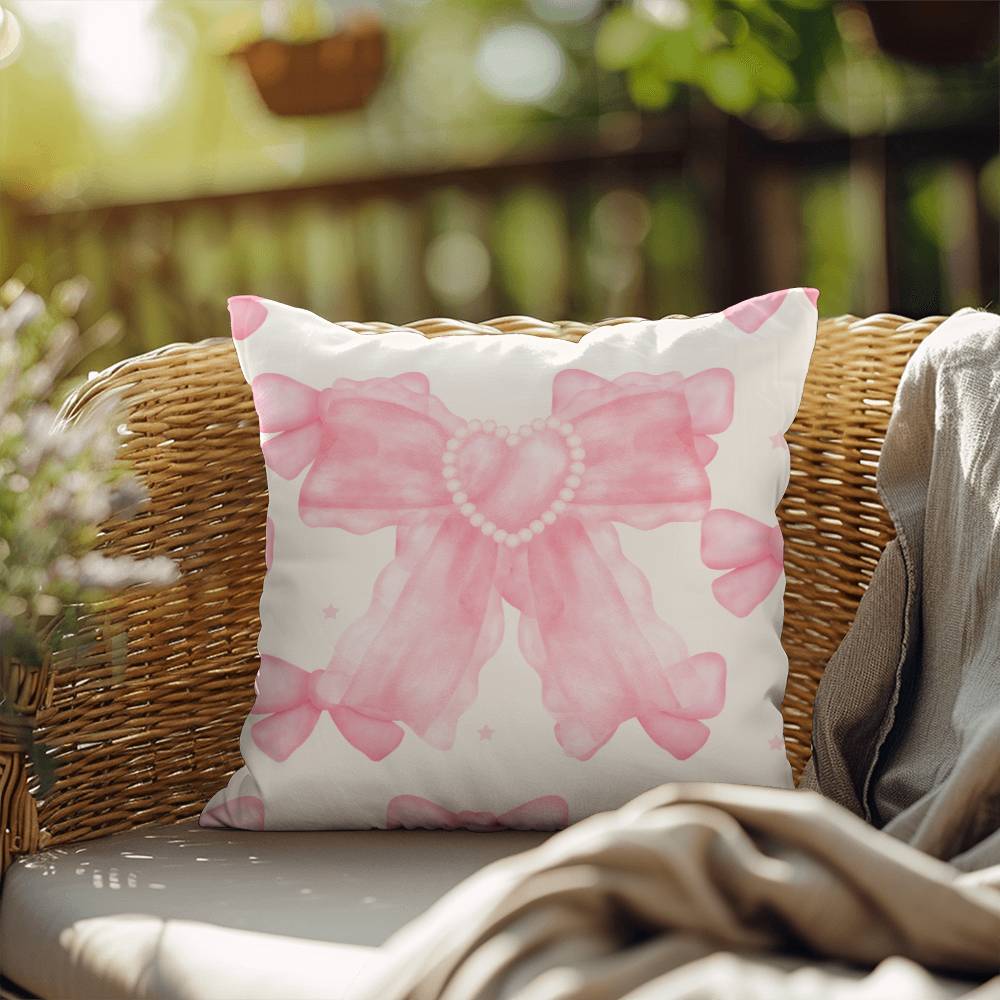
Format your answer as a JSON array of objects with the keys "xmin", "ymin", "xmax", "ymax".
[
  {"xmin": 0, "ymin": 6, "xmax": 23, "ymax": 68},
  {"xmin": 17, "ymin": 0, "xmax": 183, "ymax": 123}
]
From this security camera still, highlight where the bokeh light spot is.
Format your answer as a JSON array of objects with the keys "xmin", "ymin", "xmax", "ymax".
[
  {"xmin": 635, "ymin": 0, "xmax": 690, "ymax": 30},
  {"xmin": 425, "ymin": 231, "xmax": 491, "ymax": 305},
  {"xmin": 593, "ymin": 189, "xmax": 652, "ymax": 247},
  {"xmin": 475, "ymin": 23, "xmax": 565, "ymax": 105}
]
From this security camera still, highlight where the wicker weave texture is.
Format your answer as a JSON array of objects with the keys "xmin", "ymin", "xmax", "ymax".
[{"xmin": 0, "ymin": 313, "xmax": 943, "ymax": 872}]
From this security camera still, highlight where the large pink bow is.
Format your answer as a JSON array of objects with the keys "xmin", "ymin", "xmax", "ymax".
[
  {"xmin": 252, "ymin": 367, "xmax": 733, "ymax": 763},
  {"xmin": 701, "ymin": 509, "xmax": 784, "ymax": 617},
  {"xmin": 386, "ymin": 794, "xmax": 569, "ymax": 831}
]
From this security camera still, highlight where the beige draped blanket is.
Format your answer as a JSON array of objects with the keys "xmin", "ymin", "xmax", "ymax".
[
  {"xmin": 360, "ymin": 309, "xmax": 1000, "ymax": 1000},
  {"xmin": 362, "ymin": 785, "xmax": 1000, "ymax": 999}
]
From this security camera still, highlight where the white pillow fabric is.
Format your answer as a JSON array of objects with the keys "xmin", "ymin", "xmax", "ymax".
[{"xmin": 203, "ymin": 289, "xmax": 817, "ymax": 831}]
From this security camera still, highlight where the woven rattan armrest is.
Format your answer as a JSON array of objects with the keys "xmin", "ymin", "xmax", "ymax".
[{"xmin": 0, "ymin": 312, "xmax": 945, "ymax": 876}]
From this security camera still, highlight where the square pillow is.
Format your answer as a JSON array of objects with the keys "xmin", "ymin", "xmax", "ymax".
[{"xmin": 202, "ymin": 289, "xmax": 818, "ymax": 832}]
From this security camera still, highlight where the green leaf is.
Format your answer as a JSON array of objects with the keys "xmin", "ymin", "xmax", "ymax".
[
  {"xmin": 627, "ymin": 68, "xmax": 677, "ymax": 109},
  {"xmin": 29, "ymin": 739, "xmax": 57, "ymax": 796},
  {"xmin": 714, "ymin": 9, "xmax": 749, "ymax": 46},
  {"xmin": 701, "ymin": 50, "xmax": 757, "ymax": 113},
  {"xmin": 742, "ymin": 36, "xmax": 797, "ymax": 100},
  {"xmin": 651, "ymin": 30, "xmax": 699, "ymax": 82},
  {"xmin": 595, "ymin": 7, "xmax": 659, "ymax": 71}
]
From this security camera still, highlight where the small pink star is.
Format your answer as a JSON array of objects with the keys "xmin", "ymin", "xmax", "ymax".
[
  {"xmin": 768, "ymin": 735, "xmax": 784, "ymax": 750},
  {"xmin": 478, "ymin": 724, "xmax": 494, "ymax": 741},
  {"xmin": 322, "ymin": 604, "xmax": 339, "ymax": 619},
  {"xmin": 770, "ymin": 432, "xmax": 788, "ymax": 450}
]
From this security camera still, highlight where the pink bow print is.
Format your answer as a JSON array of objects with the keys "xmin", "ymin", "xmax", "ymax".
[
  {"xmin": 701, "ymin": 509, "xmax": 784, "ymax": 617},
  {"xmin": 250, "ymin": 653, "xmax": 410, "ymax": 762},
  {"xmin": 200, "ymin": 795, "xmax": 265, "ymax": 830},
  {"xmin": 251, "ymin": 367, "xmax": 733, "ymax": 763},
  {"xmin": 386, "ymin": 794, "xmax": 568, "ymax": 831}
]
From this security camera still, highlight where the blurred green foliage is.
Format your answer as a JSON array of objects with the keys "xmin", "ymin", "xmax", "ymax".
[
  {"xmin": 2, "ymin": 0, "xmax": 995, "ymax": 205},
  {"xmin": 596, "ymin": 0, "xmax": 998, "ymax": 136},
  {"xmin": 0, "ymin": 0, "xmax": 996, "ymax": 348},
  {"xmin": 596, "ymin": 0, "xmax": 821, "ymax": 113}
]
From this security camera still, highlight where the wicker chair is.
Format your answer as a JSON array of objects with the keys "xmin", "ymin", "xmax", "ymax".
[{"xmin": 0, "ymin": 312, "xmax": 945, "ymax": 877}]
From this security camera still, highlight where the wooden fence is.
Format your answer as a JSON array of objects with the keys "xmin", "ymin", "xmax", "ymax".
[{"xmin": 3, "ymin": 112, "xmax": 997, "ymax": 366}]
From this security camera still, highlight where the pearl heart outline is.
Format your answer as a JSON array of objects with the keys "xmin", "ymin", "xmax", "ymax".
[{"xmin": 441, "ymin": 416, "xmax": 587, "ymax": 548}]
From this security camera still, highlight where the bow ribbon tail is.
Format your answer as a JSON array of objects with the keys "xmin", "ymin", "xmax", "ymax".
[
  {"xmin": 328, "ymin": 514, "xmax": 504, "ymax": 760},
  {"xmin": 502, "ymin": 517, "xmax": 725, "ymax": 762}
]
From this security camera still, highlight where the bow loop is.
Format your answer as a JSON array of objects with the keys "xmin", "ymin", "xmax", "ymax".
[
  {"xmin": 550, "ymin": 368, "xmax": 734, "ymax": 529},
  {"xmin": 701, "ymin": 509, "xmax": 784, "ymax": 617}
]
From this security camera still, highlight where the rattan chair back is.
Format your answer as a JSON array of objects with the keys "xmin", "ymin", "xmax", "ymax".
[{"xmin": 0, "ymin": 312, "xmax": 945, "ymax": 872}]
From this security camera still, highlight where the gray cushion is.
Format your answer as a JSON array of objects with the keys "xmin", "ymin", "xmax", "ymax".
[{"xmin": 0, "ymin": 822, "xmax": 547, "ymax": 1000}]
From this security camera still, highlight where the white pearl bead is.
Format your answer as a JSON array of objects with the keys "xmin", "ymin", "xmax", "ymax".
[
  {"xmin": 470, "ymin": 512, "xmax": 485, "ymax": 527},
  {"xmin": 530, "ymin": 519, "xmax": 545, "ymax": 534},
  {"xmin": 493, "ymin": 529, "xmax": 508, "ymax": 544},
  {"xmin": 566, "ymin": 434, "xmax": 582, "ymax": 447},
  {"xmin": 445, "ymin": 438, "xmax": 459, "ymax": 451},
  {"xmin": 541, "ymin": 511, "xmax": 557, "ymax": 525},
  {"xmin": 446, "ymin": 479, "xmax": 461, "ymax": 493},
  {"xmin": 518, "ymin": 528, "xmax": 533, "ymax": 543},
  {"xmin": 570, "ymin": 461, "xmax": 585, "ymax": 475},
  {"xmin": 519, "ymin": 425, "xmax": 532, "ymax": 438},
  {"xmin": 460, "ymin": 502, "xmax": 476, "ymax": 517},
  {"xmin": 454, "ymin": 426, "xmax": 469, "ymax": 439},
  {"xmin": 551, "ymin": 500, "xmax": 567, "ymax": 514},
  {"xmin": 505, "ymin": 534, "xmax": 520, "ymax": 549},
  {"xmin": 570, "ymin": 448, "xmax": 585, "ymax": 461},
  {"xmin": 531, "ymin": 418, "xmax": 545, "ymax": 432},
  {"xmin": 546, "ymin": 416, "xmax": 562, "ymax": 429},
  {"xmin": 481, "ymin": 521, "xmax": 496, "ymax": 536},
  {"xmin": 495, "ymin": 426, "xmax": 509, "ymax": 439},
  {"xmin": 565, "ymin": 475, "xmax": 581, "ymax": 489},
  {"xmin": 468, "ymin": 419, "xmax": 482, "ymax": 433},
  {"xmin": 452, "ymin": 492, "xmax": 468, "ymax": 505},
  {"xmin": 558, "ymin": 488, "xmax": 575, "ymax": 502},
  {"xmin": 483, "ymin": 420, "xmax": 496, "ymax": 433},
  {"xmin": 442, "ymin": 465, "xmax": 457, "ymax": 480},
  {"xmin": 559, "ymin": 423, "xmax": 574, "ymax": 436}
]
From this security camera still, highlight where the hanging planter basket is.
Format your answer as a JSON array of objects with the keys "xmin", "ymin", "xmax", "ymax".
[
  {"xmin": 233, "ymin": 13, "xmax": 386, "ymax": 117},
  {"xmin": 861, "ymin": 0, "xmax": 998, "ymax": 67}
]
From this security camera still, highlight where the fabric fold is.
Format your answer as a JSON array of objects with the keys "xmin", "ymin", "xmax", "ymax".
[
  {"xmin": 359, "ymin": 783, "xmax": 1000, "ymax": 1000},
  {"xmin": 804, "ymin": 309, "xmax": 1000, "ymax": 862}
]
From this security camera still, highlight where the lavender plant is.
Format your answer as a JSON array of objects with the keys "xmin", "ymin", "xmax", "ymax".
[{"xmin": 0, "ymin": 276, "xmax": 176, "ymax": 787}]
